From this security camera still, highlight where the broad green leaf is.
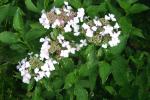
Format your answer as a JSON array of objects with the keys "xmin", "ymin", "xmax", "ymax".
[
  {"xmin": 60, "ymin": 58, "xmax": 74, "ymax": 72},
  {"xmin": 44, "ymin": 0, "xmax": 50, "ymax": 9},
  {"xmin": 25, "ymin": 29, "xmax": 46, "ymax": 41},
  {"xmin": 36, "ymin": 0, "xmax": 44, "ymax": 11},
  {"xmin": 117, "ymin": 0, "xmax": 131, "ymax": 11},
  {"xmin": 0, "ymin": 4, "xmax": 9, "ymax": 23},
  {"xmin": 89, "ymin": 72, "xmax": 97, "ymax": 91},
  {"xmin": 54, "ymin": 0, "xmax": 64, "ymax": 7},
  {"xmin": 127, "ymin": 0, "xmax": 138, "ymax": 4},
  {"xmin": 64, "ymin": 70, "xmax": 78, "ymax": 89},
  {"xmin": 32, "ymin": 86, "xmax": 43, "ymax": 100},
  {"xmin": 52, "ymin": 78, "xmax": 63, "ymax": 90},
  {"xmin": 128, "ymin": 3, "xmax": 150, "ymax": 14},
  {"xmin": 131, "ymin": 27, "xmax": 144, "ymax": 38},
  {"xmin": 30, "ymin": 22, "xmax": 44, "ymax": 29},
  {"xmin": 13, "ymin": 8, "xmax": 24, "ymax": 32},
  {"xmin": 0, "ymin": 31, "xmax": 18, "ymax": 44},
  {"xmin": 119, "ymin": 17, "xmax": 132, "ymax": 34},
  {"xmin": 99, "ymin": 61, "xmax": 111, "ymax": 84},
  {"xmin": 86, "ymin": 5, "xmax": 100, "ymax": 17},
  {"xmin": 111, "ymin": 56, "xmax": 128, "ymax": 86},
  {"xmin": 25, "ymin": 0, "xmax": 39, "ymax": 13},
  {"xmin": 10, "ymin": 43, "xmax": 27, "ymax": 53},
  {"xmin": 68, "ymin": 0, "xmax": 81, "ymax": 9},
  {"xmin": 86, "ymin": 3, "xmax": 107, "ymax": 17},
  {"xmin": 27, "ymin": 79, "xmax": 35, "ymax": 91},
  {"xmin": 78, "ymin": 64, "xmax": 90, "ymax": 77},
  {"xmin": 105, "ymin": 86, "xmax": 117, "ymax": 95},
  {"xmin": 74, "ymin": 85, "xmax": 88, "ymax": 100},
  {"xmin": 82, "ymin": 0, "xmax": 92, "ymax": 8}
]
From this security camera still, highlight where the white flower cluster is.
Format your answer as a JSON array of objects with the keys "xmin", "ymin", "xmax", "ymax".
[
  {"xmin": 39, "ymin": 1, "xmax": 121, "ymax": 48},
  {"xmin": 17, "ymin": 1, "xmax": 122, "ymax": 84},
  {"xmin": 57, "ymin": 34, "xmax": 87, "ymax": 58},
  {"xmin": 34, "ymin": 58, "xmax": 57, "ymax": 82},
  {"xmin": 17, "ymin": 58, "xmax": 31, "ymax": 84},
  {"xmin": 17, "ymin": 53, "xmax": 57, "ymax": 84}
]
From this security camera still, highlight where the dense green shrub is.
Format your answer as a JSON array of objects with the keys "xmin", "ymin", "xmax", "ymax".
[{"xmin": 0, "ymin": 0, "xmax": 150, "ymax": 99}]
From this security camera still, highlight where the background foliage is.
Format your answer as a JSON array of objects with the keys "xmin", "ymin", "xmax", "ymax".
[{"xmin": 0, "ymin": 0, "xmax": 150, "ymax": 99}]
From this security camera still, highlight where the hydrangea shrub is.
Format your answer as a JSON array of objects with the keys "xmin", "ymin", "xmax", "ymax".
[{"xmin": 0, "ymin": 0, "xmax": 150, "ymax": 99}]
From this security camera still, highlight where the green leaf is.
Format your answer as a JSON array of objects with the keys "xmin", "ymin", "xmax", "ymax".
[
  {"xmin": 64, "ymin": 70, "xmax": 78, "ymax": 89},
  {"xmin": 111, "ymin": 56, "xmax": 128, "ymax": 86},
  {"xmin": 25, "ymin": 0, "xmax": 39, "ymax": 13},
  {"xmin": 0, "ymin": 4, "xmax": 9, "ymax": 23},
  {"xmin": 119, "ymin": 17, "xmax": 132, "ymax": 34},
  {"xmin": 128, "ymin": 3, "xmax": 149, "ymax": 14},
  {"xmin": 32, "ymin": 86, "xmax": 43, "ymax": 100},
  {"xmin": 68, "ymin": 0, "xmax": 81, "ymax": 9},
  {"xmin": 131, "ymin": 27, "xmax": 144, "ymax": 38},
  {"xmin": 127, "ymin": 0, "xmax": 138, "ymax": 4},
  {"xmin": 74, "ymin": 85, "xmax": 88, "ymax": 100},
  {"xmin": 86, "ymin": 3, "xmax": 107, "ymax": 17},
  {"xmin": 82, "ymin": 0, "xmax": 92, "ymax": 8},
  {"xmin": 25, "ymin": 29, "xmax": 46, "ymax": 41},
  {"xmin": 117, "ymin": 0, "xmax": 131, "ymax": 11},
  {"xmin": 86, "ymin": 5, "xmax": 100, "ymax": 17},
  {"xmin": 0, "ymin": 31, "xmax": 18, "ymax": 44},
  {"xmin": 99, "ymin": 61, "xmax": 111, "ymax": 84},
  {"xmin": 53, "ymin": 0, "xmax": 64, "ymax": 7},
  {"xmin": 105, "ymin": 86, "xmax": 117, "ymax": 96},
  {"xmin": 13, "ymin": 8, "xmax": 24, "ymax": 32}
]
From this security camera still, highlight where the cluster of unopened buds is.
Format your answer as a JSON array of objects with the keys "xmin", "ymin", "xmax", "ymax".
[{"xmin": 17, "ymin": 1, "xmax": 121, "ymax": 84}]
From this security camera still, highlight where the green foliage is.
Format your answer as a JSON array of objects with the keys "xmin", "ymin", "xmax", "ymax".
[
  {"xmin": 0, "ymin": 0, "xmax": 150, "ymax": 99},
  {"xmin": 99, "ymin": 61, "xmax": 111, "ymax": 84},
  {"xmin": 0, "ymin": 31, "xmax": 18, "ymax": 44}
]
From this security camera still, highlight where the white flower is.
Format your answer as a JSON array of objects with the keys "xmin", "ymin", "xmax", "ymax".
[
  {"xmin": 64, "ymin": 1, "xmax": 69, "ymax": 5},
  {"xmin": 55, "ymin": 8, "xmax": 61, "ymax": 15},
  {"xmin": 41, "ymin": 63, "xmax": 49, "ymax": 71},
  {"xmin": 108, "ymin": 38, "xmax": 120, "ymax": 47},
  {"xmin": 40, "ymin": 37, "xmax": 51, "ymax": 60},
  {"xmin": 74, "ymin": 32, "xmax": 80, "ymax": 36},
  {"xmin": 109, "ymin": 14, "xmax": 116, "ymax": 21},
  {"xmin": 105, "ymin": 14, "xmax": 116, "ymax": 21},
  {"xmin": 91, "ymin": 26, "xmax": 97, "ymax": 31},
  {"xmin": 73, "ymin": 17, "xmax": 79, "ymax": 24},
  {"xmin": 45, "ymin": 71, "xmax": 50, "ymax": 77},
  {"xmin": 102, "ymin": 44, "xmax": 108, "ymax": 48},
  {"xmin": 72, "ymin": 24, "xmax": 80, "ymax": 33},
  {"xmin": 64, "ymin": 24, "xmax": 72, "ymax": 32},
  {"xmin": 82, "ymin": 23, "xmax": 90, "ymax": 30},
  {"xmin": 60, "ymin": 50, "xmax": 69, "ymax": 57},
  {"xmin": 77, "ymin": 8, "xmax": 85, "ymax": 22},
  {"xmin": 101, "ymin": 25, "xmax": 114, "ymax": 36},
  {"xmin": 62, "ymin": 41, "xmax": 70, "ymax": 48},
  {"xmin": 39, "ymin": 12, "xmax": 50, "ymax": 29},
  {"xmin": 46, "ymin": 59, "xmax": 56, "ymax": 71},
  {"xmin": 104, "ymin": 15, "xmax": 111, "ymax": 20},
  {"xmin": 57, "ymin": 34, "xmax": 64, "ymax": 44},
  {"xmin": 22, "ymin": 73, "xmax": 31, "ymax": 84},
  {"xmin": 52, "ymin": 19, "xmax": 61, "ymax": 28},
  {"xmin": 86, "ymin": 29, "xmax": 94, "ymax": 37},
  {"xmin": 67, "ymin": 45, "xmax": 76, "ymax": 54},
  {"xmin": 93, "ymin": 19, "xmax": 102, "ymax": 26},
  {"xmin": 114, "ymin": 23, "xmax": 120, "ymax": 29},
  {"xmin": 34, "ymin": 68, "xmax": 39, "ymax": 73},
  {"xmin": 108, "ymin": 31, "xmax": 120, "ymax": 47},
  {"xmin": 80, "ymin": 39, "xmax": 87, "ymax": 47}
]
